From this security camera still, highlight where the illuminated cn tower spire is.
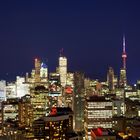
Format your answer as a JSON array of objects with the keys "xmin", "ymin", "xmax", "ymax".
[{"xmin": 122, "ymin": 35, "xmax": 127, "ymax": 69}]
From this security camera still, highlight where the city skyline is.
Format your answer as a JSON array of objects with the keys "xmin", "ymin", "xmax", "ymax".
[
  {"xmin": 1, "ymin": 1, "xmax": 140, "ymax": 139},
  {"xmin": 0, "ymin": 0, "xmax": 140, "ymax": 83}
]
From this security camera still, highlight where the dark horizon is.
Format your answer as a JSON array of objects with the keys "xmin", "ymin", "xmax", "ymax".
[{"xmin": 0, "ymin": 0, "xmax": 140, "ymax": 84}]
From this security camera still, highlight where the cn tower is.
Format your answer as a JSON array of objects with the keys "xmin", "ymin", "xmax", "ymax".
[
  {"xmin": 122, "ymin": 35, "xmax": 127, "ymax": 69},
  {"xmin": 119, "ymin": 35, "xmax": 127, "ymax": 87}
]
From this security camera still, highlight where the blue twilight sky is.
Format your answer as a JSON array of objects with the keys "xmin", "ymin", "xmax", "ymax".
[{"xmin": 0, "ymin": 0, "xmax": 140, "ymax": 84}]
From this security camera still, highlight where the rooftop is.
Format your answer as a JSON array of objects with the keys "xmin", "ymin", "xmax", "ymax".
[{"xmin": 86, "ymin": 95, "xmax": 111, "ymax": 102}]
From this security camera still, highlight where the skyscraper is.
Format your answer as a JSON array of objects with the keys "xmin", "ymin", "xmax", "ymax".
[
  {"xmin": 119, "ymin": 69, "xmax": 127, "ymax": 87},
  {"xmin": 64, "ymin": 73, "xmax": 74, "ymax": 110},
  {"xmin": 84, "ymin": 96, "xmax": 113, "ymax": 140},
  {"xmin": 16, "ymin": 76, "xmax": 29, "ymax": 98},
  {"xmin": 30, "ymin": 85, "xmax": 49, "ymax": 121},
  {"xmin": 59, "ymin": 56, "xmax": 67, "ymax": 87},
  {"xmin": 19, "ymin": 95, "xmax": 33, "ymax": 128},
  {"xmin": 119, "ymin": 35, "xmax": 127, "ymax": 87},
  {"xmin": 40, "ymin": 62, "xmax": 48, "ymax": 82},
  {"xmin": 107, "ymin": 67, "xmax": 115, "ymax": 91},
  {"xmin": 35, "ymin": 58, "xmax": 41, "ymax": 83},
  {"xmin": 74, "ymin": 72, "xmax": 85, "ymax": 132},
  {"xmin": 2, "ymin": 98, "xmax": 19, "ymax": 123}
]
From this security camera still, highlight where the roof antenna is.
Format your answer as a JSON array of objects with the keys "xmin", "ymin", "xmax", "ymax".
[{"xmin": 60, "ymin": 48, "xmax": 64, "ymax": 57}]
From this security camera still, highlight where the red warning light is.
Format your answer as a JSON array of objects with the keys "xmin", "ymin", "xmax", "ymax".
[{"xmin": 65, "ymin": 86, "xmax": 73, "ymax": 94}]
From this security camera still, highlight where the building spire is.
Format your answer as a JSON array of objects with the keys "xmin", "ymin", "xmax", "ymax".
[
  {"xmin": 123, "ymin": 35, "xmax": 126, "ymax": 53},
  {"xmin": 122, "ymin": 34, "xmax": 127, "ymax": 69},
  {"xmin": 60, "ymin": 48, "xmax": 64, "ymax": 57}
]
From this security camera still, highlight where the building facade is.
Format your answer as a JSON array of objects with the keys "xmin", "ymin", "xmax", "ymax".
[{"xmin": 85, "ymin": 96, "xmax": 113, "ymax": 140}]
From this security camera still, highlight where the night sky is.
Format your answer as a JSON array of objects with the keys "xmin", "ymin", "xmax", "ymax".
[{"xmin": 0, "ymin": 0, "xmax": 140, "ymax": 84}]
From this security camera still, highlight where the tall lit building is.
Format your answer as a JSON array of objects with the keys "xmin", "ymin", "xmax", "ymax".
[
  {"xmin": 64, "ymin": 73, "xmax": 74, "ymax": 109},
  {"xmin": 31, "ymin": 69, "xmax": 35, "ymax": 82},
  {"xmin": 6, "ymin": 82, "xmax": 16, "ymax": 99},
  {"xmin": 48, "ymin": 73, "xmax": 63, "ymax": 107},
  {"xmin": 74, "ymin": 72, "xmax": 85, "ymax": 132},
  {"xmin": 35, "ymin": 58, "xmax": 41, "ymax": 82},
  {"xmin": 1, "ymin": 98, "xmax": 20, "ymax": 137},
  {"xmin": 59, "ymin": 56, "xmax": 67, "ymax": 87},
  {"xmin": 112, "ymin": 99, "xmax": 125, "ymax": 117},
  {"xmin": 66, "ymin": 72, "xmax": 74, "ymax": 87},
  {"xmin": 0, "ymin": 81, "xmax": 6, "ymax": 101},
  {"xmin": 2, "ymin": 98, "xmax": 19, "ymax": 123},
  {"xmin": 16, "ymin": 76, "xmax": 29, "ymax": 98},
  {"xmin": 40, "ymin": 62, "xmax": 48, "ymax": 82},
  {"xmin": 19, "ymin": 95, "xmax": 33, "ymax": 128},
  {"xmin": 119, "ymin": 68, "xmax": 127, "ymax": 88},
  {"xmin": 107, "ymin": 67, "xmax": 115, "ymax": 91},
  {"xmin": 6, "ymin": 77, "xmax": 29, "ymax": 99},
  {"xmin": 30, "ymin": 85, "xmax": 49, "ymax": 121},
  {"xmin": 119, "ymin": 35, "xmax": 127, "ymax": 87},
  {"xmin": 114, "ymin": 75, "xmax": 118, "ymax": 88},
  {"xmin": 64, "ymin": 85, "xmax": 74, "ymax": 110},
  {"xmin": 84, "ymin": 96, "xmax": 113, "ymax": 140}
]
